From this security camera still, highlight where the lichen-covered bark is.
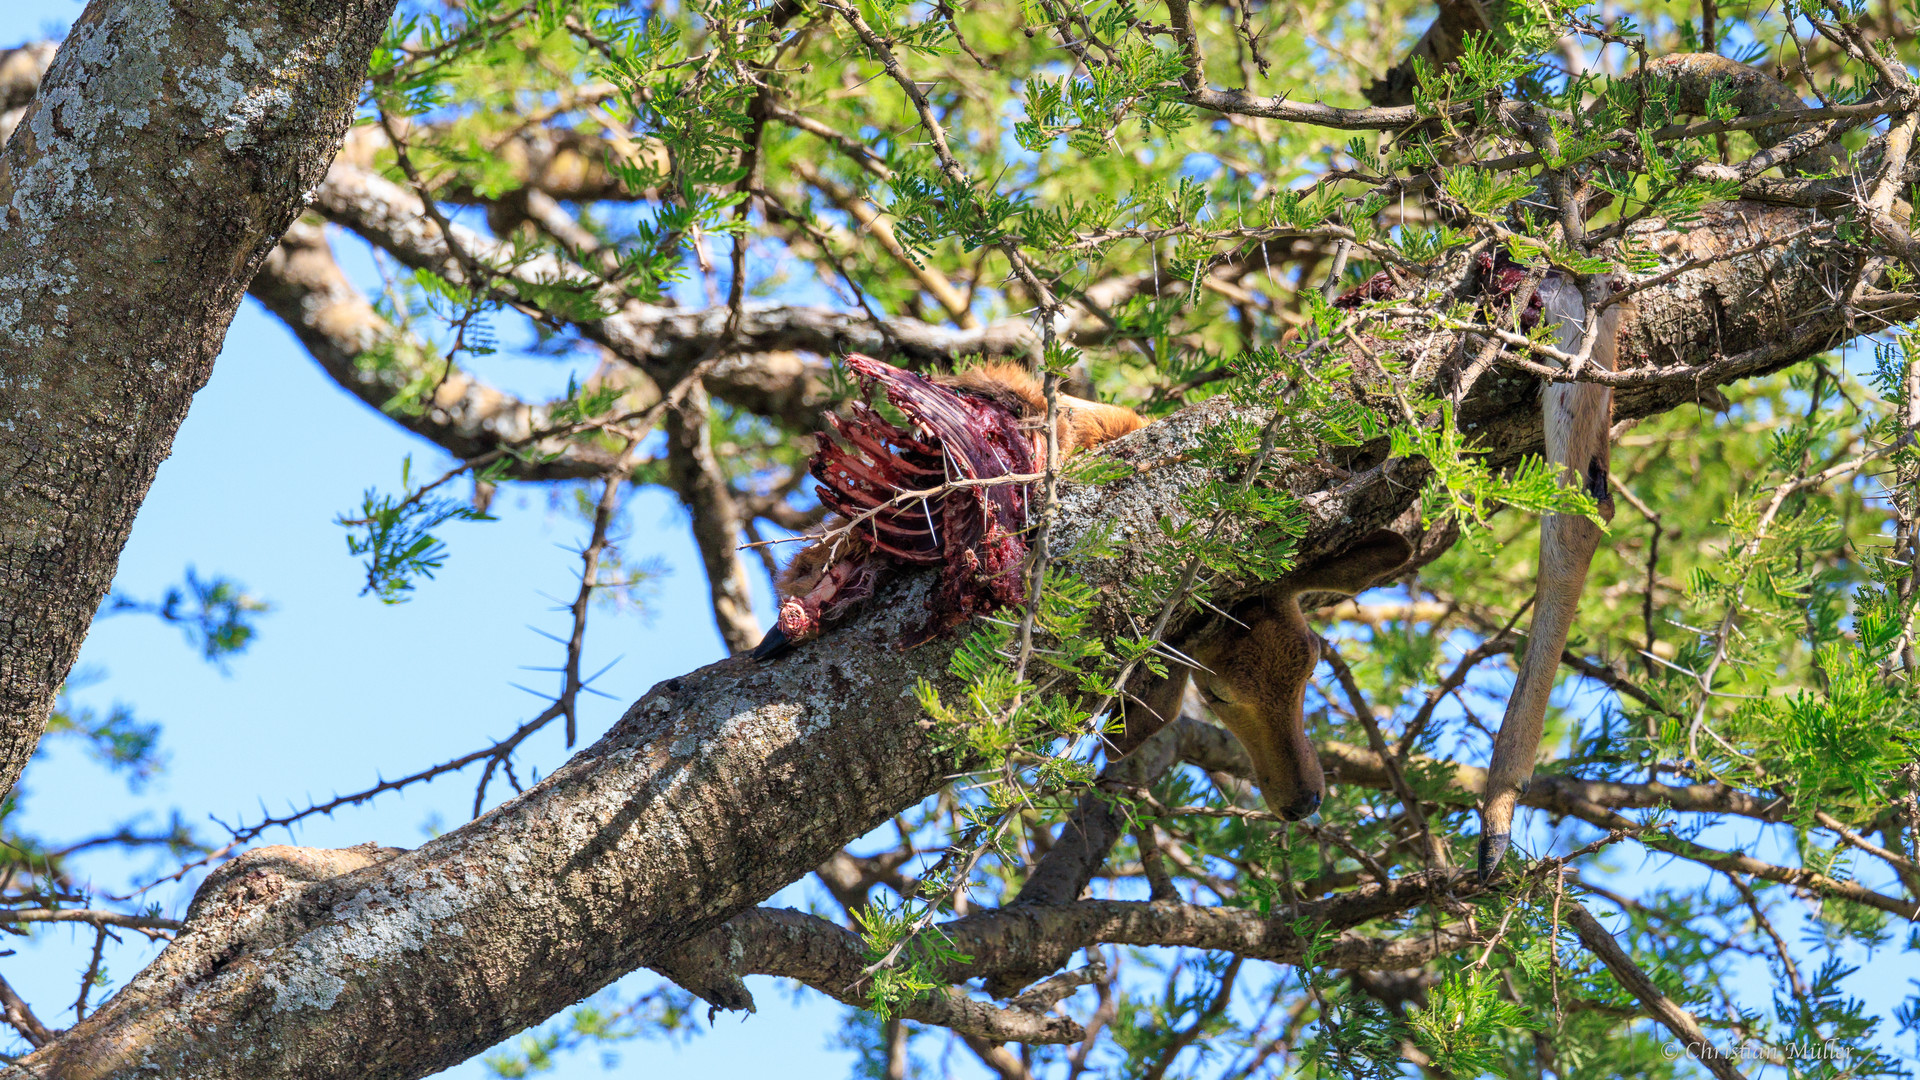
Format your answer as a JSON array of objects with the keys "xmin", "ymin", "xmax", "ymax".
[
  {"xmin": 21, "ymin": 588, "xmax": 960, "ymax": 1080},
  {"xmin": 1051, "ymin": 204, "xmax": 1849, "ymax": 625},
  {"xmin": 0, "ymin": 0, "xmax": 401, "ymax": 811}
]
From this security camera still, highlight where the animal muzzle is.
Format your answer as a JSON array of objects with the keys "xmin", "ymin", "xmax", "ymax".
[
  {"xmin": 1248, "ymin": 743, "xmax": 1326, "ymax": 822},
  {"xmin": 1200, "ymin": 684, "xmax": 1328, "ymax": 824},
  {"xmin": 1273, "ymin": 788, "xmax": 1322, "ymax": 821}
]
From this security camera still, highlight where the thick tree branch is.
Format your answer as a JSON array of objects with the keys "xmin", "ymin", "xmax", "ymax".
[
  {"xmin": 19, "ymin": 601, "xmax": 965, "ymax": 1079},
  {"xmin": 1565, "ymin": 901, "xmax": 1749, "ymax": 1080},
  {"xmin": 0, "ymin": 973, "xmax": 52, "ymax": 1049},
  {"xmin": 310, "ymin": 163, "xmax": 1042, "ymax": 378},
  {"xmin": 935, "ymin": 881, "xmax": 1481, "ymax": 984},
  {"xmin": 814, "ymin": 848, "xmax": 915, "ymax": 911},
  {"xmin": 308, "ymin": 161, "xmax": 1228, "ymax": 388},
  {"xmin": 253, "ymin": 216, "xmax": 838, "ymax": 470},
  {"xmin": 0, "ymin": 0, "xmax": 399, "ymax": 814},
  {"xmin": 331, "ymin": 119, "xmax": 659, "ymax": 208},
  {"xmin": 791, "ymin": 158, "xmax": 981, "ymax": 328},
  {"xmin": 981, "ymin": 695, "xmax": 1205, "ymax": 997},
  {"xmin": 1320, "ymin": 741, "xmax": 1920, "ymax": 919},
  {"xmin": 659, "ymin": 884, "xmax": 1480, "ymax": 1036},
  {"xmin": 0, "ymin": 42, "xmax": 55, "ymax": 146},
  {"xmin": 1010, "ymin": 697, "xmax": 1204, "ymax": 910},
  {"xmin": 250, "ymin": 218, "xmax": 632, "ymax": 479},
  {"xmin": 1315, "ymin": 740, "xmax": 1789, "ymax": 823},
  {"xmin": 1364, "ymin": 0, "xmax": 1492, "ymax": 107},
  {"xmin": 0, "ymin": 43, "xmax": 51, "ymax": 109}
]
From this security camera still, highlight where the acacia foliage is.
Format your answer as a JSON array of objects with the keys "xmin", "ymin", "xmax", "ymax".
[
  {"xmin": 10, "ymin": 0, "xmax": 1920, "ymax": 1075},
  {"xmin": 365, "ymin": 0, "xmax": 1920, "ymax": 1067}
]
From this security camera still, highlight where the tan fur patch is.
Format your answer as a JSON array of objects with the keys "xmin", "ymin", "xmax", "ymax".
[
  {"xmin": 945, "ymin": 363, "xmax": 1148, "ymax": 454},
  {"xmin": 1114, "ymin": 531, "xmax": 1412, "ymax": 820}
]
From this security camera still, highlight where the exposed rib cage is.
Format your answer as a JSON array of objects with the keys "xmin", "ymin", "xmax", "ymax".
[{"xmin": 773, "ymin": 354, "xmax": 1039, "ymax": 650}]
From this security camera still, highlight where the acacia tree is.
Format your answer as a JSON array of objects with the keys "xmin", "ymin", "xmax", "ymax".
[{"xmin": 2, "ymin": 0, "xmax": 1919, "ymax": 1076}]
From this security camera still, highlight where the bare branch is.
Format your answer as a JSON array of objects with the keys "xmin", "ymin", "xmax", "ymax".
[
  {"xmin": 310, "ymin": 163, "xmax": 1044, "ymax": 378},
  {"xmin": 1320, "ymin": 739, "xmax": 1920, "ymax": 918},
  {"xmin": 940, "ymin": 881, "xmax": 1482, "ymax": 983},
  {"xmin": 0, "ymin": 973, "xmax": 52, "ymax": 1049},
  {"xmin": 0, "ymin": 909, "xmax": 181, "ymax": 932},
  {"xmin": 652, "ymin": 907, "xmax": 1087, "ymax": 1044},
  {"xmin": 250, "ymin": 219, "xmax": 631, "ymax": 479},
  {"xmin": 73, "ymin": 926, "xmax": 111, "ymax": 1022},
  {"xmin": 792, "ymin": 159, "xmax": 980, "ymax": 328},
  {"xmin": 1565, "ymin": 901, "xmax": 1749, "ymax": 1080},
  {"xmin": 665, "ymin": 380, "xmax": 763, "ymax": 653}
]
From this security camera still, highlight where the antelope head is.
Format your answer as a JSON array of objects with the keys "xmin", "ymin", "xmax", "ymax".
[{"xmin": 1182, "ymin": 531, "xmax": 1414, "ymax": 820}]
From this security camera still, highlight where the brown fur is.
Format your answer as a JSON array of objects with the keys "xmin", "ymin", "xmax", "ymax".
[
  {"xmin": 1111, "ymin": 532, "xmax": 1414, "ymax": 820},
  {"xmin": 774, "ymin": 528, "xmax": 853, "ymax": 601},
  {"xmin": 947, "ymin": 363, "xmax": 1148, "ymax": 455}
]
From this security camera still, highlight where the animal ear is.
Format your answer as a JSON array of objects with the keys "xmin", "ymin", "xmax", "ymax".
[{"xmin": 1284, "ymin": 530, "xmax": 1413, "ymax": 596}]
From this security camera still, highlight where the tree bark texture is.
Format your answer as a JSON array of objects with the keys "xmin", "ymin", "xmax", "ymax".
[
  {"xmin": 0, "ymin": 0, "xmax": 400, "ymax": 810},
  {"xmin": 8, "ymin": 192, "xmax": 1867, "ymax": 1078},
  {"xmin": 22, "ymin": 598, "xmax": 959, "ymax": 1080}
]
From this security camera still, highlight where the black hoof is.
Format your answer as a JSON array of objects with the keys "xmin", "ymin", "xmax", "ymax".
[
  {"xmin": 1279, "ymin": 790, "xmax": 1322, "ymax": 821},
  {"xmin": 751, "ymin": 625, "xmax": 793, "ymax": 662},
  {"xmin": 1476, "ymin": 832, "xmax": 1511, "ymax": 883}
]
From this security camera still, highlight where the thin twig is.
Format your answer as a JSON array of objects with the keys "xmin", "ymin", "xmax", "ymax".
[
  {"xmin": 1318, "ymin": 637, "xmax": 1446, "ymax": 867},
  {"xmin": 73, "ymin": 925, "xmax": 112, "ymax": 1021}
]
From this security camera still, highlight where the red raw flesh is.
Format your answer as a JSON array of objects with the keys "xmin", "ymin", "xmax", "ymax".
[{"xmin": 777, "ymin": 355, "xmax": 1040, "ymax": 647}]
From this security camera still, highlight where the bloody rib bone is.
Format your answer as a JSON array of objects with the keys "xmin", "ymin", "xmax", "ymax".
[{"xmin": 772, "ymin": 355, "xmax": 1041, "ymax": 651}]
